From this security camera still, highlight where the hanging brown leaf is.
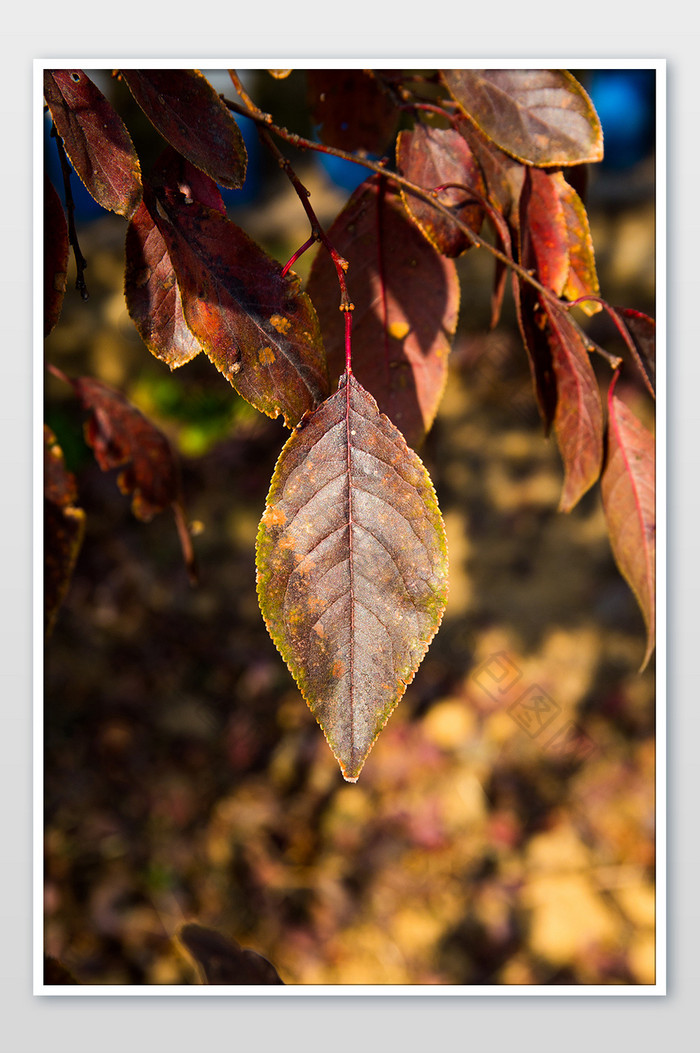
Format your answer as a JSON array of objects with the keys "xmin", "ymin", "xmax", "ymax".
[
  {"xmin": 149, "ymin": 189, "xmax": 328, "ymax": 426},
  {"xmin": 44, "ymin": 70, "xmax": 142, "ymax": 218},
  {"xmin": 306, "ymin": 178, "xmax": 459, "ymax": 448},
  {"xmin": 44, "ymin": 176, "xmax": 69, "ymax": 337},
  {"xmin": 306, "ymin": 69, "xmax": 397, "ymax": 154},
  {"xmin": 521, "ymin": 168, "xmax": 569, "ymax": 297},
  {"xmin": 73, "ymin": 377, "xmax": 196, "ymax": 580},
  {"xmin": 601, "ymin": 377, "xmax": 655, "ymax": 669},
  {"xmin": 457, "ymin": 116, "xmax": 525, "ymax": 220},
  {"xmin": 543, "ymin": 301, "xmax": 604, "ymax": 512},
  {"xmin": 125, "ymin": 201, "xmax": 203, "ymax": 370},
  {"xmin": 396, "ymin": 123, "xmax": 485, "ymax": 257},
  {"xmin": 124, "ymin": 153, "xmax": 225, "ymax": 369},
  {"xmin": 443, "ymin": 69, "xmax": 603, "ymax": 167},
  {"xmin": 121, "ymin": 70, "xmax": 247, "ymax": 190},
  {"xmin": 178, "ymin": 924, "xmax": 284, "ymax": 985},
  {"xmin": 559, "ymin": 177, "xmax": 601, "ymax": 315},
  {"xmin": 44, "ymin": 426, "xmax": 85, "ymax": 635},
  {"xmin": 256, "ymin": 372, "xmax": 449, "ymax": 782}
]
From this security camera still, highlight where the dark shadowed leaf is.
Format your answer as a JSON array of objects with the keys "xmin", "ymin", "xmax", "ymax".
[
  {"xmin": 150, "ymin": 190, "xmax": 328, "ymax": 427},
  {"xmin": 121, "ymin": 70, "xmax": 247, "ymax": 190},
  {"xmin": 457, "ymin": 116, "xmax": 525, "ymax": 220},
  {"xmin": 542, "ymin": 301, "xmax": 604, "ymax": 511},
  {"xmin": 178, "ymin": 923, "xmax": 284, "ymax": 985},
  {"xmin": 72, "ymin": 377, "xmax": 196, "ymax": 580},
  {"xmin": 512, "ymin": 278, "xmax": 557, "ymax": 431},
  {"xmin": 560, "ymin": 177, "xmax": 601, "ymax": 315},
  {"xmin": 256, "ymin": 373, "xmax": 449, "ymax": 782},
  {"xmin": 44, "ymin": 426, "xmax": 85, "ymax": 635},
  {"xmin": 443, "ymin": 69, "xmax": 603, "ymax": 167},
  {"xmin": 44, "ymin": 70, "xmax": 142, "ymax": 218},
  {"xmin": 306, "ymin": 69, "xmax": 398, "ymax": 153},
  {"xmin": 614, "ymin": 307, "xmax": 656, "ymax": 398},
  {"xmin": 124, "ymin": 153, "xmax": 225, "ymax": 369},
  {"xmin": 601, "ymin": 377, "xmax": 655, "ymax": 669},
  {"xmin": 521, "ymin": 168, "xmax": 569, "ymax": 296},
  {"xmin": 306, "ymin": 178, "xmax": 459, "ymax": 448},
  {"xmin": 44, "ymin": 176, "xmax": 69, "ymax": 336},
  {"xmin": 396, "ymin": 123, "xmax": 485, "ymax": 257}
]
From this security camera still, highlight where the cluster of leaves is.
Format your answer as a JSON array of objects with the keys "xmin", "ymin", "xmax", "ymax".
[{"xmin": 44, "ymin": 68, "xmax": 655, "ymax": 782}]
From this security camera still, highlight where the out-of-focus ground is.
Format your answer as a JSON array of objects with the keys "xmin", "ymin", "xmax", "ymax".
[{"xmin": 44, "ymin": 83, "xmax": 656, "ymax": 985}]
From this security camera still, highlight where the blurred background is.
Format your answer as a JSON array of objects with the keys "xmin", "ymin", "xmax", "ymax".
[{"xmin": 43, "ymin": 68, "xmax": 657, "ymax": 986}]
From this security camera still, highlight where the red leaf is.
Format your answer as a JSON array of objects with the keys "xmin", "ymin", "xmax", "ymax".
[
  {"xmin": 44, "ymin": 176, "xmax": 69, "ymax": 337},
  {"xmin": 306, "ymin": 69, "xmax": 398, "ymax": 154},
  {"xmin": 44, "ymin": 70, "xmax": 142, "ymax": 218},
  {"xmin": 543, "ymin": 302, "xmax": 604, "ymax": 511},
  {"xmin": 443, "ymin": 69, "xmax": 603, "ymax": 167},
  {"xmin": 521, "ymin": 168, "xmax": 569, "ymax": 297},
  {"xmin": 397, "ymin": 123, "xmax": 485, "ymax": 257},
  {"xmin": 73, "ymin": 377, "xmax": 195, "ymax": 580},
  {"xmin": 306, "ymin": 178, "xmax": 460, "ymax": 448},
  {"xmin": 121, "ymin": 70, "xmax": 247, "ymax": 190},
  {"xmin": 124, "ymin": 153, "xmax": 225, "ymax": 369},
  {"xmin": 44, "ymin": 426, "xmax": 85, "ymax": 634},
  {"xmin": 601, "ymin": 377, "xmax": 656, "ymax": 669},
  {"xmin": 178, "ymin": 924, "xmax": 284, "ymax": 985},
  {"xmin": 149, "ymin": 190, "xmax": 328, "ymax": 427},
  {"xmin": 256, "ymin": 373, "xmax": 449, "ymax": 782}
]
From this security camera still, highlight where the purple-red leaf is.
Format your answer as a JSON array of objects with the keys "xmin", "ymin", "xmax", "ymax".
[
  {"xmin": 543, "ymin": 301, "xmax": 604, "ymax": 512},
  {"xmin": 44, "ymin": 426, "xmax": 85, "ymax": 635},
  {"xmin": 306, "ymin": 69, "xmax": 398, "ymax": 154},
  {"xmin": 178, "ymin": 924, "xmax": 284, "ymax": 985},
  {"xmin": 121, "ymin": 70, "xmax": 247, "ymax": 190},
  {"xmin": 443, "ymin": 69, "xmax": 603, "ymax": 167},
  {"xmin": 601, "ymin": 378, "xmax": 656, "ymax": 669},
  {"xmin": 256, "ymin": 373, "xmax": 449, "ymax": 782},
  {"xmin": 73, "ymin": 377, "xmax": 195, "ymax": 580},
  {"xmin": 306, "ymin": 178, "xmax": 460, "ymax": 448},
  {"xmin": 44, "ymin": 176, "xmax": 69, "ymax": 337},
  {"xmin": 44, "ymin": 70, "xmax": 142, "ymax": 218},
  {"xmin": 396, "ymin": 123, "xmax": 485, "ymax": 257},
  {"xmin": 149, "ymin": 190, "xmax": 328, "ymax": 426},
  {"xmin": 124, "ymin": 153, "xmax": 226, "ymax": 369}
]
